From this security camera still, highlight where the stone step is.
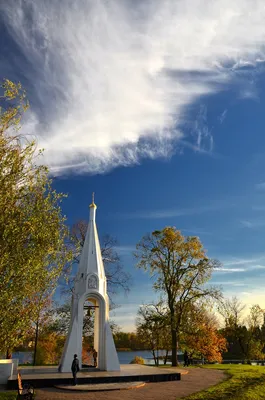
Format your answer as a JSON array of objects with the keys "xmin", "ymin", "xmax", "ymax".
[{"xmin": 55, "ymin": 381, "xmax": 146, "ymax": 391}]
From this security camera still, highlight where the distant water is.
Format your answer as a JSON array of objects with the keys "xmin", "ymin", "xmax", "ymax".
[
  {"xmin": 1, "ymin": 350, "xmax": 180, "ymax": 365},
  {"xmin": 117, "ymin": 350, "xmax": 183, "ymax": 365},
  {"xmin": 11, "ymin": 352, "xmax": 33, "ymax": 364},
  {"xmin": 118, "ymin": 350, "xmax": 155, "ymax": 364}
]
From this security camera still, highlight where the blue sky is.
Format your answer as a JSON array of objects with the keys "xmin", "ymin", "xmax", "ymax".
[{"xmin": 2, "ymin": 0, "xmax": 265, "ymax": 330}]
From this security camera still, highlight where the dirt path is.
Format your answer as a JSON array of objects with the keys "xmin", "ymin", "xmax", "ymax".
[{"xmin": 36, "ymin": 368, "xmax": 226, "ymax": 400}]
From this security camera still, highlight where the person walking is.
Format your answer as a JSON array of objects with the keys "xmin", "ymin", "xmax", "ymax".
[
  {"xmin": 93, "ymin": 348, "xmax": 98, "ymax": 367},
  {"xmin": 71, "ymin": 354, "xmax": 80, "ymax": 386},
  {"xmin": 183, "ymin": 350, "xmax": 189, "ymax": 367}
]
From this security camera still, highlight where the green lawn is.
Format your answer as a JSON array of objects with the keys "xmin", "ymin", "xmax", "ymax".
[
  {"xmin": 183, "ymin": 364, "xmax": 265, "ymax": 400},
  {"xmin": 0, "ymin": 392, "xmax": 17, "ymax": 400}
]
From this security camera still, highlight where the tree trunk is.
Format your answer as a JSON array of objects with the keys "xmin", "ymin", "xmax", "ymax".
[
  {"xmin": 164, "ymin": 349, "xmax": 169, "ymax": 365},
  {"xmin": 6, "ymin": 349, "xmax": 11, "ymax": 359},
  {"xmin": 171, "ymin": 328, "xmax": 177, "ymax": 366},
  {"xmin": 151, "ymin": 349, "xmax": 157, "ymax": 366},
  {"xmin": 33, "ymin": 320, "xmax": 39, "ymax": 366},
  {"xmin": 176, "ymin": 337, "xmax": 179, "ymax": 366}
]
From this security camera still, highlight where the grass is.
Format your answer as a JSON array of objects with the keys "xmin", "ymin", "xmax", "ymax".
[
  {"xmin": 0, "ymin": 392, "xmax": 17, "ymax": 400},
  {"xmin": 183, "ymin": 364, "xmax": 265, "ymax": 400}
]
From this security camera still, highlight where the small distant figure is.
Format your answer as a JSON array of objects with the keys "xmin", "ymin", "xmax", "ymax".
[
  {"xmin": 92, "ymin": 348, "xmax": 98, "ymax": 367},
  {"xmin": 71, "ymin": 354, "xmax": 80, "ymax": 386},
  {"xmin": 189, "ymin": 353, "xmax": 193, "ymax": 366},
  {"xmin": 183, "ymin": 350, "xmax": 189, "ymax": 367}
]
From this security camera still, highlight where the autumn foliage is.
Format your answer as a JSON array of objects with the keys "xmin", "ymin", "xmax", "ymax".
[
  {"xmin": 0, "ymin": 79, "xmax": 72, "ymax": 354},
  {"xmin": 135, "ymin": 227, "xmax": 221, "ymax": 366}
]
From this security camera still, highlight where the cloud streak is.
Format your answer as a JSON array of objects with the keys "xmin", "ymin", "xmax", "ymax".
[
  {"xmin": 214, "ymin": 267, "xmax": 246, "ymax": 273},
  {"xmin": 214, "ymin": 265, "xmax": 265, "ymax": 273},
  {"xmin": 240, "ymin": 219, "xmax": 265, "ymax": 229},
  {"xmin": 117, "ymin": 200, "xmax": 233, "ymax": 219},
  {"xmin": 223, "ymin": 257, "xmax": 263, "ymax": 266},
  {"xmin": 255, "ymin": 182, "xmax": 265, "ymax": 191},
  {"xmin": 1, "ymin": 0, "xmax": 265, "ymax": 174}
]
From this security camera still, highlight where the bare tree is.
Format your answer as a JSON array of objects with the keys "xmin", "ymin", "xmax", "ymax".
[
  {"xmin": 63, "ymin": 220, "xmax": 132, "ymax": 300},
  {"xmin": 246, "ymin": 304, "xmax": 264, "ymax": 330},
  {"xmin": 218, "ymin": 297, "xmax": 245, "ymax": 328}
]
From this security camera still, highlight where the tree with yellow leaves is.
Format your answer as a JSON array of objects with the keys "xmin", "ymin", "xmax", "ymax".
[
  {"xmin": 182, "ymin": 303, "xmax": 227, "ymax": 363},
  {"xmin": 0, "ymin": 79, "xmax": 72, "ymax": 355},
  {"xmin": 135, "ymin": 227, "xmax": 221, "ymax": 366}
]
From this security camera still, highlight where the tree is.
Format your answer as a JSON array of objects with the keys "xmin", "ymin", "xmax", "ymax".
[
  {"xmin": 219, "ymin": 299, "xmax": 265, "ymax": 360},
  {"xmin": 113, "ymin": 332, "xmax": 146, "ymax": 351},
  {"xmin": 135, "ymin": 227, "xmax": 221, "ymax": 366},
  {"xmin": 32, "ymin": 292, "xmax": 53, "ymax": 366},
  {"xmin": 50, "ymin": 302, "xmax": 94, "ymax": 337},
  {"xmin": 247, "ymin": 304, "xmax": 264, "ymax": 330},
  {"xmin": 136, "ymin": 302, "xmax": 171, "ymax": 365},
  {"xmin": 66, "ymin": 220, "xmax": 131, "ymax": 299},
  {"xmin": 0, "ymin": 79, "xmax": 72, "ymax": 354},
  {"xmin": 218, "ymin": 297, "xmax": 246, "ymax": 329},
  {"xmin": 183, "ymin": 304, "xmax": 227, "ymax": 362}
]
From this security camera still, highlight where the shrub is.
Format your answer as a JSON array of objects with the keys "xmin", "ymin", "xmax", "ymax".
[{"xmin": 130, "ymin": 356, "xmax": 145, "ymax": 365}]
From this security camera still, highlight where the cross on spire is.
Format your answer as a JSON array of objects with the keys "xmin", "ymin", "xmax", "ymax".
[{"xmin": 89, "ymin": 192, "xmax": 96, "ymax": 209}]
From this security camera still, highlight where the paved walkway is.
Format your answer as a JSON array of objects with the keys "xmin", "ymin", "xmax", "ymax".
[{"xmin": 36, "ymin": 368, "xmax": 226, "ymax": 400}]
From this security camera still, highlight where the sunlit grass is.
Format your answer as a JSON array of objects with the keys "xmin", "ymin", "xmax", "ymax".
[{"xmin": 183, "ymin": 364, "xmax": 265, "ymax": 400}]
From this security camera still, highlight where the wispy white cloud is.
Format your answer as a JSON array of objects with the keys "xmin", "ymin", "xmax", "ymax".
[
  {"xmin": 212, "ymin": 280, "xmax": 247, "ymax": 286},
  {"xmin": 214, "ymin": 267, "xmax": 246, "ymax": 273},
  {"xmin": 252, "ymin": 205, "xmax": 265, "ymax": 211},
  {"xmin": 117, "ymin": 200, "xmax": 233, "ymax": 219},
  {"xmin": 192, "ymin": 105, "xmax": 213, "ymax": 153},
  {"xmin": 218, "ymin": 109, "xmax": 228, "ymax": 124},
  {"xmin": 182, "ymin": 228, "xmax": 212, "ymax": 236},
  {"xmin": 239, "ymin": 88, "xmax": 259, "ymax": 100},
  {"xmin": 248, "ymin": 264, "xmax": 265, "ymax": 271},
  {"xmin": 240, "ymin": 219, "xmax": 265, "ymax": 229},
  {"xmin": 255, "ymin": 182, "xmax": 265, "ymax": 191},
  {"xmin": 223, "ymin": 257, "xmax": 263, "ymax": 266},
  {"xmin": 215, "ymin": 264, "xmax": 265, "ymax": 273},
  {"xmin": 1, "ymin": 0, "xmax": 265, "ymax": 174},
  {"xmin": 115, "ymin": 246, "xmax": 135, "ymax": 255}
]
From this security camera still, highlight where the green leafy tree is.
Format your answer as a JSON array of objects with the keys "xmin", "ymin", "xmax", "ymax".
[
  {"xmin": 0, "ymin": 79, "xmax": 72, "ymax": 355},
  {"xmin": 219, "ymin": 299, "xmax": 265, "ymax": 360},
  {"xmin": 135, "ymin": 227, "xmax": 221, "ymax": 366},
  {"xmin": 113, "ymin": 331, "xmax": 146, "ymax": 350},
  {"xmin": 136, "ymin": 302, "xmax": 171, "ymax": 365}
]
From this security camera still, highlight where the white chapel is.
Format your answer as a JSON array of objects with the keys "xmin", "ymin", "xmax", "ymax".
[{"xmin": 59, "ymin": 195, "xmax": 120, "ymax": 372}]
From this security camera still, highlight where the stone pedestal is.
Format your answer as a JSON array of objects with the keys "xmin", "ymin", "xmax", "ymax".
[
  {"xmin": 0, "ymin": 360, "xmax": 14, "ymax": 384},
  {"xmin": 12, "ymin": 358, "xmax": 19, "ymax": 375}
]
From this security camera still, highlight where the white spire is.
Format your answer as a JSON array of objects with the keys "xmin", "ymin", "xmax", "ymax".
[
  {"xmin": 89, "ymin": 192, "xmax": 97, "ymax": 222},
  {"xmin": 77, "ymin": 193, "xmax": 106, "ymax": 287}
]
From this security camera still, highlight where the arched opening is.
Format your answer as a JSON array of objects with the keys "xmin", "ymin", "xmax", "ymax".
[
  {"xmin": 81, "ymin": 293, "xmax": 105, "ymax": 370},
  {"xmin": 82, "ymin": 297, "xmax": 97, "ymax": 368}
]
